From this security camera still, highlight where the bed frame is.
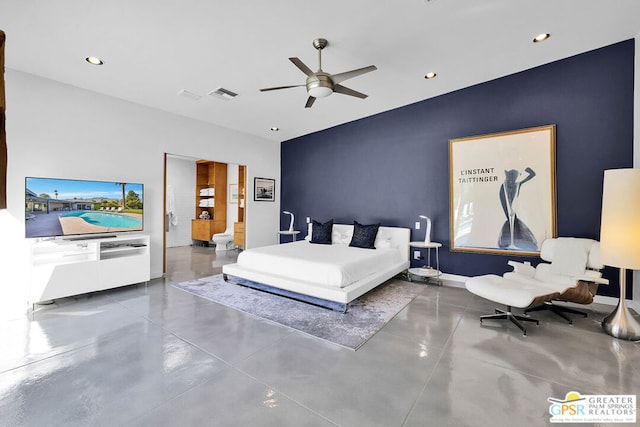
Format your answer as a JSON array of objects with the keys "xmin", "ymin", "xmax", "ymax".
[{"xmin": 222, "ymin": 224, "xmax": 410, "ymax": 311}]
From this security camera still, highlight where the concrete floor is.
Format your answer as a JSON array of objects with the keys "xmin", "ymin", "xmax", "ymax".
[{"xmin": 1, "ymin": 245, "xmax": 639, "ymax": 426}]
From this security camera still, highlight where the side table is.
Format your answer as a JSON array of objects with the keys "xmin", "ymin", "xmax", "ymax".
[
  {"xmin": 408, "ymin": 241, "xmax": 442, "ymax": 285},
  {"xmin": 278, "ymin": 230, "xmax": 300, "ymax": 243}
]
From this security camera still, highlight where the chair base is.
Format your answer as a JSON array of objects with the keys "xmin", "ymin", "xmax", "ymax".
[
  {"xmin": 524, "ymin": 301, "xmax": 587, "ymax": 325},
  {"xmin": 480, "ymin": 306, "xmax": 539, "ymax": 336}
]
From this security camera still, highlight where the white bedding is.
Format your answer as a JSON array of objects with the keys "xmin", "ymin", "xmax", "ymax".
[{"xmin": 236, "ymin": 240, "xmax": 402, "ymax": 288}]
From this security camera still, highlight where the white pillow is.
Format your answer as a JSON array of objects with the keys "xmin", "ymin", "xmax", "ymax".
[
  {"xmin": 332, "ymin": 229, "xmax": 351, "ymax": 245},
  {"xmin": 375, "ymin": 238, "xmax": 393, "ymax": 249},
  {"xmin": 374, "ymin": 229, "xmax": 396, "ymax": 249}
]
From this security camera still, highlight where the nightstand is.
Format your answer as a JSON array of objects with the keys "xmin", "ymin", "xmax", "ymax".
[
  {"xmin": 408, "ymin": 241, "xmax": 442, "ymax": 285},
  {"xmin": 277, "ymin": 230, "xmax": 300, "ymax": 243}
]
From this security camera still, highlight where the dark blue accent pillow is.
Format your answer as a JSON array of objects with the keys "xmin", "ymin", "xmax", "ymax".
[
  {"xmin": 310, "ymin": 219, "xmax": 333, "ymax": 244},
  {"xmin": 349, "ymin": 221, "xmax": 380, "ymax": 249}
]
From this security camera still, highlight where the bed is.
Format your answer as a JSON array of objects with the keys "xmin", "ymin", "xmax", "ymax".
[{"xmin": 222, "ymin": 223, "xmax": 410, "ymax": 311}]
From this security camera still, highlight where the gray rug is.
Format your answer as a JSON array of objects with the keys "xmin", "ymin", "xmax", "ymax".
[{"xmin": 172, "ymin": 274, "xmax": 424, "ymax": 350}]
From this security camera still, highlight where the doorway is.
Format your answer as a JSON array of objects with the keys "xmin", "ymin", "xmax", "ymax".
[{"xmin": 163, "ymin": 153, "xmax": 246, "ymax": 280}]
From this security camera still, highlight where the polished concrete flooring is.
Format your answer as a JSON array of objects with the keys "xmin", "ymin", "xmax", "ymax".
[{"xmin": 2, "ymin": 245, "xmax": 639, "ymax": 426}]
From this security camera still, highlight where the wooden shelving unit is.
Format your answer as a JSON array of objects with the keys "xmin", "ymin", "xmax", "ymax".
[
  {"xmin": 192, "ymin": 160, "xmax": 227, "ymax": 242},
  {"xmin": 234, "ymin": 165, "xmax": 246, "ymax": 248}
]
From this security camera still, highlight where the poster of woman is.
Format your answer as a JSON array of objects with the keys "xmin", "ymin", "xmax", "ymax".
[{"xmin": 449, "ymin": 125, "xmax": 557, "ymax": 255}]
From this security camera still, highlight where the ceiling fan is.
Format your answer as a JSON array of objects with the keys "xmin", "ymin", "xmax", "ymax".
[{"xmin": 260, "ymin": 38, "xmax": 377, "ymax": 108}]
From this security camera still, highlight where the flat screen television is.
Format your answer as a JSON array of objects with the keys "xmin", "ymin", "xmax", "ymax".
[{"xmin": 25, "ymin": 177, "xmax": 144, "ymax": 239}]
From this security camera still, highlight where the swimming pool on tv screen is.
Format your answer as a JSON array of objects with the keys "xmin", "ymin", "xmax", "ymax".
[{"xmin": 61, "ymin": 212, "xmax": 142, "ymax": 229}]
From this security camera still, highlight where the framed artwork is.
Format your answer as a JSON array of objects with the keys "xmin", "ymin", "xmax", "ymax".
[
  {"xmin": 254, "ymin": 177, "xmax": 275, "ymax": 202},
  {"xmin": 229, "ymin": 184, "xmax": 238, "ymax": 204},
  {"xmin": 449, "ymin": 125, "xmax": 557, "ymax": 256}
]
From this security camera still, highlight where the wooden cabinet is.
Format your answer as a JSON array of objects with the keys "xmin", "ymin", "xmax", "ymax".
[
  {"xmin": 191, "ymin": 219, "xmax": 215, "ymax": 241},
  {"xmin": 193, "ymin": 160, "xmax": 227, "ymax": 241},
  {"xmin": 234, "ymin": 222, "xmax": 245, "ymax": 247}
]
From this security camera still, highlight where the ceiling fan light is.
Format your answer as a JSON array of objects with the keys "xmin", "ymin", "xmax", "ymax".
[
  {"xmin": 308, "ymin": 86, "xmax": 333, "ymax": 98},
  {"xmin": 306, "ymin": 73, "xmax": 333, "ymax": 98}
]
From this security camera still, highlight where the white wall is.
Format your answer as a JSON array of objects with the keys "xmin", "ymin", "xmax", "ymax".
[
  {"xmin": 227, "ymin": 164, "xmax": 239, "ymax": 231},
  {"xmin": 166, "ymin": 155, "xmax": 196, "ymax": 248},
  {"xmin": 0, "ymin": 70, "xmax": 280, "ymax": 317}
]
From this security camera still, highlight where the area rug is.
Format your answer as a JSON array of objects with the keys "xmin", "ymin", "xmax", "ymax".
[{"xmin": 172, "ymin": 274, "xmax": 424, "ymax": 350}]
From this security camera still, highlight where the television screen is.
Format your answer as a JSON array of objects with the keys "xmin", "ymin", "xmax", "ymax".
[{"xmin": 25, "ymin": 177, "xmax": 144, "ymax": 238}]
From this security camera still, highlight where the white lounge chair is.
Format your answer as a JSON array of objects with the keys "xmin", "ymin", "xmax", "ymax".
[{"xmin": 466, "ymin": 238, "xmax": 608, "ymax": 336}]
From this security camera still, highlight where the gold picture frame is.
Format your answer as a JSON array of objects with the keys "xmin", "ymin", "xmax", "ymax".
[{"xmin": 449, "ymin": 125, "xmax": 557, "ymax": 256}]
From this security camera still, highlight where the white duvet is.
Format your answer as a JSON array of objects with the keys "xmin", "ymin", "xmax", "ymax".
[{"xmin": 236, "ymin": 240, "xmax": 403, "ymax": 288}]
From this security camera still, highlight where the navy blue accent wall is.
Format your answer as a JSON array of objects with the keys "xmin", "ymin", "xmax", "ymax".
[{"xmin": 281, "ymin": 40, "xmax": 634, "ymax": 297}]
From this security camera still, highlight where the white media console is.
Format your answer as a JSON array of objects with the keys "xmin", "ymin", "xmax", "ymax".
[{"xmin": 29, "ymin": 234, "xmax": 150, "ymax": 305}]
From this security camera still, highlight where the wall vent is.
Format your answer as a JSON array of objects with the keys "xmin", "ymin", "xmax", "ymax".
[{"xmin": 209, "ymin": 87, "xmax": 238, "ymax": 100}]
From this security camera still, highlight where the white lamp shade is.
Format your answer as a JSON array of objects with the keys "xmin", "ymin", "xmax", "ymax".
[{"xmin": 600, "ymin": 168, "xmax": 640, "ymax": 269}]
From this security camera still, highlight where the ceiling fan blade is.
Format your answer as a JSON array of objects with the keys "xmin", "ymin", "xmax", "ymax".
[
  {"xmin": 331, "ymin": 65, "xmax": 377, "ymax": 85},
  {"xmin": 289, "ymin": 57, "xmax": 314, "ymax": 77},
  {"xmin": 305, "ymin": 96, "xmax": 316, "ymax": 108},
  {"xmin": 333, "ymin": 84, "xmax": 367, "ymax": 99},
  {"xmin": 260, "ymin": 84, "xmax": 305, "ymax": 92}
]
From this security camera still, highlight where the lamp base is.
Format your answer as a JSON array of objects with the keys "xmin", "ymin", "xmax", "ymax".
[
  {"xmin": 601, "ymin": 267, "xmax": 640, "ymax": 341},
  {"xmin": 601, "ymin": 294, "xmax": 640, "ymax": 341}
]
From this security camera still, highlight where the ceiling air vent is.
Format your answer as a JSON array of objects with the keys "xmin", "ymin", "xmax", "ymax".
[
  {"xmin": 209, "ymin": 87, "xmax": 238, "ymax": 101},
  {"xmin": 176, "ymin": 89, "xmax": 202, "ymax": 101}
]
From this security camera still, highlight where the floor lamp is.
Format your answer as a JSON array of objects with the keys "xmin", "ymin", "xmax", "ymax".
[{"xmin": 600, "ymin": 168, "xmax": 640, "ymax": 341}]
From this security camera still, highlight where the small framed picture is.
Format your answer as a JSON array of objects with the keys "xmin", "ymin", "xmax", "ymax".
[
  {"xmin": 254, "ymin": 177, "xmax": 275, "ymax": 202},
  {"xmin": 229, "ymin": 184, "xmax": 238, "ymax": 204}
]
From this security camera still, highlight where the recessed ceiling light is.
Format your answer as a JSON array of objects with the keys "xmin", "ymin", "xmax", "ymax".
[
  {"xmin": 270, "ymin": 127, "xmax": 279, "ymax": 132},
  {"xmin": 85, "ymin": 56, "xmax": 104, "ymax": 65},
  {"xmin": 424, "ymin": 72, "xmax": 437, "ymax": 80},
  {"xmin": 533, "ymin": 33, "xmax": 550, "ymax": 43}
]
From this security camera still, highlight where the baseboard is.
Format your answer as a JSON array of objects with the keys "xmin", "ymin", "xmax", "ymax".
[
  {"xmin": 593, "ymin": 295, "xmax": 618, "ymax": 307},
  {"xmin": 440, "ymin": 273, "xmax": 467, "ymax": 288},
  {"xmin": 594, "ymin": 295, "xmax": 640, "ymax": 312}
]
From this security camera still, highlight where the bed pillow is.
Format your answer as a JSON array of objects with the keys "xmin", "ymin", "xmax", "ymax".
[
  {"xmin": 310, "ymin": 219, "xmax": 333, "ymax": 244},
  {"xmin": 375, "ymin": 238, "xmax": 393, "ymax": 249},
  {"xmin": 374, "ymin": 229, "xmax": 395, "ymax": 249},
  {"xmin": 349, "ymin": 221, "xmax": 380, "ymax": 249},
  {"xmin": 332, "ymin": 229, "xmax": 351, "ymax": 245}
]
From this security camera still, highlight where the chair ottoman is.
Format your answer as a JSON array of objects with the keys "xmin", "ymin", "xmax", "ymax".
[{"xmin": 466, "ymin": 274, "xmax": 560, "ymax": 336}]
